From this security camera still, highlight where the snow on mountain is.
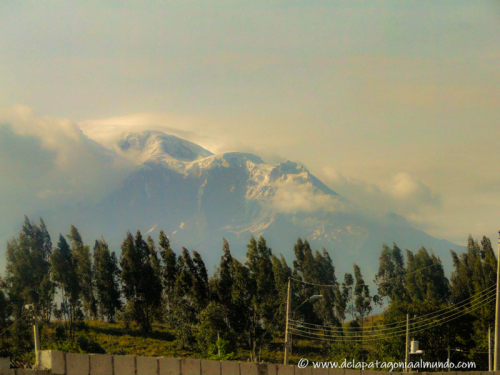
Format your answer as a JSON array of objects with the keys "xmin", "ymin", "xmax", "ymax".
[
  {"xmin": 117, "ymin": 130, "xmax": 213, "ymax": 164},
  {"xmin": 38, "ymin": 130, "xmax": 463, "ymax": 281}
]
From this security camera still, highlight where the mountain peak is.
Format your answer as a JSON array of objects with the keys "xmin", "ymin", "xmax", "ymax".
[
  {"xmin": 270, "ymin": 160, "xmax": 338, "ymax": 196},
  {"xmin": 117, "ymin": 130, "xmax": 213, "ymax": 163}
]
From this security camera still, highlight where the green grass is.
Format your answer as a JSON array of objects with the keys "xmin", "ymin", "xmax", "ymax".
[{"xmin": 8, "ymin": 319, "xmax": 377, "ymax": 365}]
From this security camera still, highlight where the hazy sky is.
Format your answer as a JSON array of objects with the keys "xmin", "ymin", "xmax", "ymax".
[{"xmin": 1, "ymin": 1, "xmax": 500, "ymax": 246}]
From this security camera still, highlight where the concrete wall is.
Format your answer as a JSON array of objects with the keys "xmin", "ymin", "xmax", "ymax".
[
  {"xmin": 0, "ymin": 370, "xmax": 50, "ymax": 375},
  {"xmin": 36, "ymin": 351, "xmax": 493, "ymax": 375},
  {"xmin": 0, "ymin": 358, "xmax": 10, "ymax": 371}
]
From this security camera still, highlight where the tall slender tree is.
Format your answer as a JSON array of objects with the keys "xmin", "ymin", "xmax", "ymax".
[
  {"xmin": 314, "ymin": 248, "xmax": 339, "ymax": 326},
  {"xmin": 406, "ymin": 247, "xmax": 449, "ymax": 303},
  {"xmin": 5, "ymin": 217, "xmax": 54, "ymax": 322},
  {"xmin": 93, "ymin": 238, "xmax": 121, "ymax": 322},
  {"xmin": 292, "ymin": 238, "xmax": 321, "ymax": 324},
  {"xmin": 170, "ymin": 248, "xmax": 197, "ymax": 346},
  {"xmin": 353, "ymin": 263, "xmax": 371, "ymax": 330},
  {"xmin": 158, "ymin": 230, "xmax": 177, "ymax": 319},
  {"xmin": 374, "ymin": 243, "xmax": 407, "ymax": 304},
  {"xmin": 271, "ymin": 253, "xmax": 292, "ymax": 330},
  {"xmin": 51, "ymin": 234, "xmax": 81, "ymax": 340},
  {"xmin": 68, "ymin": 225, "xmax": 97, "ymax": 319},
  {"xmin": 191, "ymin": 250, "xmax": 210, "ymax": 313},
  {"xmin": 120, "ymin": 230, "xmax": 162, "ymax": 333},
  {"xmin": 245, "ymin": 236, "xmax": 277, "ymax": 361}
]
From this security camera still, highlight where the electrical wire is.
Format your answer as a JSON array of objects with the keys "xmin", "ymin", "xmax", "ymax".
[
  {"xmin": 288, "ymin": 292, "xmax": 496, "ymax": 342},
  {"xmin": 289, "ymin": 292, "xmax": 496, "ymax": 340},
  {"xmin": 290, "ymin": 260, "xmax": 444, "ymax": 288},
  {"xmin": 0, "ymin": 311, "xmax": 29, "ymax": 338},
  {"xmin": 289, "ymin": 285, "xmax": 497, "ymax": 332}
]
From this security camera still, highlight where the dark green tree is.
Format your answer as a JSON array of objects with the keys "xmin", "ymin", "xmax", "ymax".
[
  {"xmin": 196, "ymin": 301, "xmax": 232, "ymax": 358},
  {"xmin": 158, "ymin": 230, "xmax": 177, "ymax": 319},
  {"xmin": 292, "ymin": 238, "xmax": 321, "ymax": 325},
  {"xmin": 374, "ymin": 243, "xmax": 407, "ymax": 305},
  {"xmin": 147, "ymin": 236, "xmax": 164, "ymax": 321},
  {"xmin": 120, "ymin": 231, "xmax": 162, "ymax": 333},
  {"xmin": 191, "ymin": 250, "xmax": 210, "ymax": 313},
  {"xmin": 449, "ymin": 236, "xmax": 497, "ymax": 367},
  {"xmin": 337, "ymin": 272, "xmax": 353, "ymax": 324},
  {"xmin": 314, "ymin": 248, "xmax": 339, "ymax": 327},
  {"xmin": 170, "ymin": 248, "xmax": 197, "ymax": 347},
  {"xmin": 406, "ymin": 247, "xmax": 449, "ymax": 303},
  {"xmin": 214, "ymin": 239, "xmax": 234, "ymax": 316},
  {"xmin": 0, "ymin": 276, "xmax": 12, "ymax": 344},
  {"xmin": 230, "ymin": 258, "xmax": 253, "ymax": 356},
  {"xmin": 379, "ymin": 246, "xmax": 451, "ymax": 365},
  {"xmin": 5, "ymin": 217, "xmax": 54, "ymax": 322},
  {"xmin": 93, "ymin": 238, "xmax": 121, "ymax": 322},
  {"xmin": 353, "ymin": 263, "xmax": 371, "ymax": 329},
  {"xmin": 245, "ymin": 236, "xmax": 277, "ymax": 361},
  {"xmin": 51, "ymin": 234, "xmax": 81, "ymax": 340},
  {"xmin": 271, "ymin": 253, "xmax": 292, "ymax": 330},
  {"xmin": 68, "ymin": 225, "xmax": 97, "ymax": 319}
]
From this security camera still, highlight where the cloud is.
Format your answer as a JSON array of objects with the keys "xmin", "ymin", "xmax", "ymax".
[
  {"xmin": 78, "ymin": 113, "xmax": 225, "ymax": 154},
  {"xmin": 389, "ymin": 172, "xmax": 440, "ymax": 208},
  {"xmin": 321, "ymin": 168, "xmax": 441, "ymax": 225},
  {"xmin": 0, "ymin": 106, "xmax": 134, "ymax": 232},
  {"xmin": 78, "ymin": 112, "xmax": 289, "ymax": 166},
  {"xmin": 264, "ymin": 177, "xmax": 348, "ymax": 215}
]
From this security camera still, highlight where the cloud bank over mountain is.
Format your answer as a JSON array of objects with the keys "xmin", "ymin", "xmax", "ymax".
[
  {"xmin": 0, "ymin": 107, "xmax": 134, "ymax": 249},
  {"xmin": 0, "ymin": 106, "xmax": 134, "ymax": 201},
  {"xmin": 0, "ymin": 106, "xmax": 465, "ymax": 281},
  {"xmin": 78, "ymin": 111, "xmax": 439, "ymax": 223},
  {"xmin": 322, "ymin": 168, "xmax": 441, "ymax": 228},
  {"xmin": 0, "ymin": 107, "xmax": 441, "ymax": 238}
]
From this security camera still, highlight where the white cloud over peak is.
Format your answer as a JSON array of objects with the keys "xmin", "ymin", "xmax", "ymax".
[
  {"xmin": 264, "ymin": 178, "xmax": 349, "ymax": 215},
  {"xmin": 78, "ymin": 113, "xmax": 225, "ymax": 155},
  {"xmin": 0, "ymin": 106, "xmax": 134, "ymax": 233},
  {"xmin": 321, "ymin": 168, "xmax": 441, "ymax": 224},
  {"xmin": 389, "ymin": 172, "xmax": 440, "ymax": 208},
  {"xmin": 78, "ymin": 112, "xmax": 288, "ymax": 166}
]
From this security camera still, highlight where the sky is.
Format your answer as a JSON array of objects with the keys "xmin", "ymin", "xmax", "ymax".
[{"xmin": 1, "ymin": 1, "xmax": 500, "ymax": 248}]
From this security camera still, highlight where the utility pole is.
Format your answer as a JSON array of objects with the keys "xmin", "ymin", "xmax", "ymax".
[
  {"xmin": 489, "ymin": 326, "xmax": 492, "ymax": 372},
  {"xmin": 495, "ymin": 231, "xmax": 500, "ymax": 370},
  {"xmin": 405, "ymin": 313, "xmax": 410, "ymax": 373},
  {"xmin": 34, "ymin": 312, "xmax": 40, "ymax": 360},
  {"xmin": 284, "ymin": 278, "xmax": 292, "ymax": 365},
  {"xmin": 24, "ymin": 304, "xmax": 40, "ymax": 367}
]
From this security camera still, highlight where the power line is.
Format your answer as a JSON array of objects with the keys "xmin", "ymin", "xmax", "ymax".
[
  {"xmin": 291, "ymin": 293, "xmax": 495, "ymax": 340},
  {"xmin": 290, "ymin": 260, "xmax": 444, "ymax": 288},
  {"xmin": 289, "ymin": 292, "xmax": 496, "ymax": 342},
  {"xmin": 290, "ymin": 286, "xmax": 497, "ymax": 333},
  {"xmin": 0, "ymin": 311, "xmax": 28, "ymax": 338},
  {"xmin": 290, "ymin": 294, "xmax": 496, "ymax": 343}
]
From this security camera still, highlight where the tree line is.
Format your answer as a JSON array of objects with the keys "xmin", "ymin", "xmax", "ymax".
[{"xmin": 0, "ymin": 216, "xmax": 497, "ymax": 368}]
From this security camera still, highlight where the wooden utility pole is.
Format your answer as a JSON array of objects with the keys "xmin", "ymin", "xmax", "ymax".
[
  {"xmin": 26, "ymin": 304, "xmax": 40, "ymax": 368},
  {"xmin": 284, "ymin": 278, "xmax": 292, "ymax": 365},
  {"xmin": 489, "ymin": 326, "xmax": 492, "ymax": 372},
  {"xmin": 34, "ymin": 315, "xmax": 40, "ymax": 354},
  {"xmin": 405, "ymin": 313, "xmax": 410, "ymax": 373},
  {"xmin": 495, "ymin": 232, "xmax": 500, "ymax": 370}
]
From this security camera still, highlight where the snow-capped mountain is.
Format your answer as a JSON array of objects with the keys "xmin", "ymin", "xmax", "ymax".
[
  {"xmin": 116, "ymin": 131, "xmax": 213, "ymax": 168},
  {"xmin": 40, "ymin": 130, "xmax": 462, "ymax": 278}
]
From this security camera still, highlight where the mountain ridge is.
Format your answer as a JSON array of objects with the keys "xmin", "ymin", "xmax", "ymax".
[{"xmin": 37, "ymin": 129, "xmax": 463, "ymax": 281}]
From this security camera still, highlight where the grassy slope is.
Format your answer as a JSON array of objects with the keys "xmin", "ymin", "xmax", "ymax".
[{"xmin": 10, "ymin": 314, "xmax": 385, "ymax": 364}]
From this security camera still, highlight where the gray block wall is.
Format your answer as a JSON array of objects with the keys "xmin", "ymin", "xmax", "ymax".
[{"xmin": 34, "ymin": 350, "xmax": 492, "ymax": 375}]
